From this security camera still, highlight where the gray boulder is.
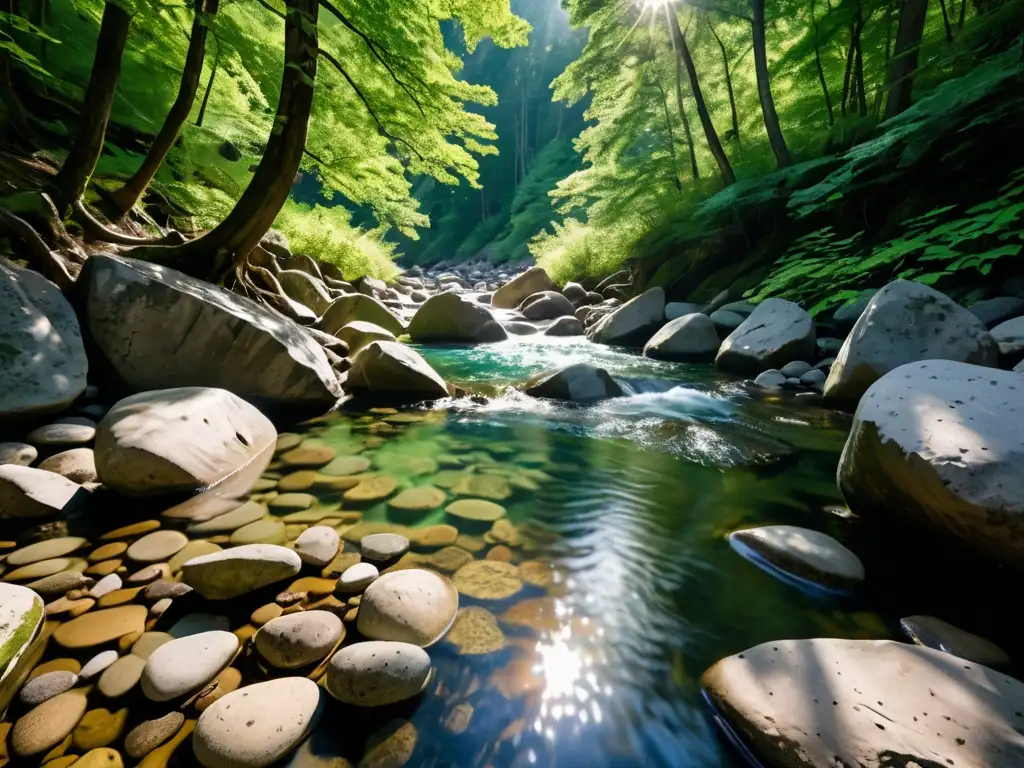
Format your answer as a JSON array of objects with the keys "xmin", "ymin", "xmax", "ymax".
[
  {"xmin": 823, "ymin": 280, "xmax": 997, "ymax": 409},
  {"xmin": 665, "ymin": 302, "xmax": 704, "ymax": 321},
  {"xmin": 407, "ymin": 293, "xmax": 506, "ymax": 344},
  {"xmin": 519, "ymin": 291, "xmax": 576, "ymax": 321},
  {"xmin": 715, "ymin": 299, "xmax": 815, "ymax": 375},
  {"xmin": 838, "ymin": 360, "xmax": 1024, "ymax": 567},
  {"xmin": 832, "ymin": 289, "xmax": 876, "ymax": 332},
  {"xmin": 544, "ymin": 316, "xmax": 584, "ymax": 337},
  {"xmin": 588, "ymin": 287, "xmax": 666, "ymax": 347},
  {"xmin": 708, "ymin": 309, "xmax": 745, "ymax": 337},
  {"xmin": 505, "ymin": 321, "xmax": 539, "ymax": 336},
  {"xmin": 319, "ymin": 293, "xmax": 404, "ymax": 336},
  {"xmin": 335, "ymin": 321, "xmax": 395, "ymax": 356},
  {"xmin": 492, "ymin": 267, "xmax": 556, "ymax": 309},
  {"xmin": 991, "ymin": 316, "xmax": 1024, "ymax": 367},
  {"xmin": 562, "ymin": 282, "xmax": 587, "ymax": 305},
  {"xmin": 347, "ymin": 341, "xmax": 449, "ymax": 400},
  {"xmin": 718, "ymin": 300, "xmax": 756, "ymax": 317},
  {"xmin": 524, "ymin": 363, "xmax": 624, "ymax": 402},
  {"xmin": 969, "ymin": 296, "xmax": 1024, "ymax": 328},
  {"xmin": 1, "ymin": 259, "xmax": 87, "ymax": 418},
  {"xmin": 643, "ymin": 313, "xmax": 720, "ymax": 361},
  {"xmin": 77, "ymin": 255, "xmax": 341, "ymax": 411},
  {"xmin": 753, "ymin": 370, "xmax": 786, "ymax": 389},
  {"xmin": 277, "ymin": 270, "xmax": 333, "ymax": 316}
]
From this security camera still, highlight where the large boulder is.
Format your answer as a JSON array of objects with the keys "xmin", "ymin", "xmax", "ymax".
[
  {"xmin": 347, "ymin": 341, "xmax": 449, "ymax": 400},
  {"xmin": 838, "ymin": 360, "xmax": 1024, "ymax": 566},
  {"xmin": 665, "ymin": 301, "xmax": 704, "ymax": 321},
  {"xmin": 715, "ymin": 299, "xmax": 815, "ymax": 375},
  {"xmin": 991, "ymin": 316, "xmax": 1024, "ymax": 367},
  {"xmin": 335, "ymin": 321, "xmax": 395, "ymax": 356},
  {"xmin": 1, "ymin": 259, "xmax": 87, "ymax": 418},
  {"xmin": 519, "ymin": 291, "xmax": 576, "ymax": 321},
  {"xmin": 970, "ymin": 296, "xmax": 1024, "ymax": 328},
  {"xmin": 492, "ymin": 266, "xmax": 556, "ymax": 309},
  {"xmin": 543, "ymin": 316, "xmax": 584, "ymax": 337},
  {"xmin": 588, "ymin": 287, "xmax": 666, "ymax": 347},
  {"xmin": 523, "ymin": 363, "xmax": 624, "ymax": 402},
  {"xmin": 95, "ymin": 388, "xmax": 276, "ymax": 497},
  {"xmin": 832, "ymin": 289, "xmax": 876, "ymax": 332},
  {"xmin": 643, "ymin": 313, "xmax": 720, "ymax": 361},
  {"xmin": 0, "ymin": 583, "xmax": 44, "ymax": 713},
  {"xmin": 0, "ymin": 465, "xmax": 86, "ymax": 518},
  {"xmin": 277, "ymin": 270, "xmax": 333, "ymax": 316},
  {"xmin": 318, "ymin": 293, "xmax": 404, "ymax": 336},
  {"xmin": 407, "ymin": 293, "xmax": 507, "ymax": 344},
  {"xmin": 701, "ymin": 638, "xmax": 1024, "ymax": 768},
  {"xmin": 77, "ymin": 255, "xmax": 341, "ymax": 411},
  {"xmin": 823, "ymin": 280, "xmax": 998, "ymax": 409}
]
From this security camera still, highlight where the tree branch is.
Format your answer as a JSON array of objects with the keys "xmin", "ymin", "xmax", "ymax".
[
  {"xmin": 317, "ymin": 48, "xmax": 424, "ymax": 160},
  {"xmin": 317, "ymin": 0, "xmax": 425, "ymax": 115}
]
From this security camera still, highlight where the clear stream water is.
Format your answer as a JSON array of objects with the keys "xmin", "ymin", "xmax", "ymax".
[{"xmin": 283, "ymin": 336, "xmax": 1009, "ymax": 768}]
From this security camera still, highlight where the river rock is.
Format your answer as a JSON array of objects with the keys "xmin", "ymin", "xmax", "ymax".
[
  {"xmin": 319, "ymin": 293, "xmax": 404, "ymax": 336},
  {"xmin": 492, "ymin": 266, "xmax": 556, "ymax": 309},
  {"xmin": 181, "ymin": 544, "xmax": 302, "ymax": 599},
  {"xmin": 453, "ymin": 560, "xmax": 522, "ymax": 600},
  {"xmin": 0, "ymin": 465, "xmax": 85, "ymax": 519},
  {"xmin": 389, "ymin": 486, "xmax": 446, "ymax": 513},
  {"xmin": 73, "ymin": 708, "xmax": 129, "ymax": 751},
  {"xmin": 255, "ymin": 611, "xmax": 343, "ymax": 669},
  {"xmin": 187, "ymin": 501, "xmax": 267, "ymax": 535},
  {"xmin": 729, "ymin": 525, "xmax": 864, "ymax": 591},
  {"xmin": 969, "ymin": 296, "xmax": 1024, "ymax": 328},
  {"xmin": 125, "ymin": 712, "xmax": 185, "ymax": 759},
  {"xmin": 0, "ymin": 442, "xmax": 37, "ymax": 466},
  {"xmin": 7, "ymin": 536, "xmax": 87, "ymax": 566},
  {"xmin": 193, "ymin": 677, "xmax": 323, "ymax": 768},
  {"xmin": 445, "ymin": 499, "xmax": 505, "ymax": 532},
  {"xmin": 562, "ymin": 282, "xmax": 587, "ymax": 305},
  {"xmin": 900, "ymin": 615, "xmax": 1011, "ymax": 667},
  {"xmin": 26, "ymin": 422, "xmax": 96, "ymax": 447},
  {"xmin": 361, "ymin": 533, "xmax": 409, "ymax": 561},
  {"xmin": 643, "ymin": 313, "xmax": 720, "ymax": 361},
  {"xmin": 715, "ymin": 299, "xmax": 815, "ymax": 375},
  {"xmin": 80, "ymin": 650, "xmax": 119, "ymax": 680},
  {"xmin": 54, "ymin": 605, "xmax": 147, "ymax": 648},
  {"xmin": 336, "ymin": 562, "xmax": 379, "ymax": 594},
  {"xmin": 524, "ymin": 363, "xmax": 624, "ymax": 402},
  {"xmin": 700, "ymin": 638, "xmax": 1024, "ymax": 768},
  {"xmin": 10, "ymin": 688, "xmax": 88, "ymax": 756},
  {"xmin": 519, "ymin": 291, "xmax": 576, "ymax": 321},
  {"xmin": 326, "ymin": 641, "xmax": 431, "ymax": 707},
  {"xmin": 991, "ymin": 315, "xmax": 1024, "ymax": 367},
  {"xmin": 838, "ymin": 360, "xmax": 1024, "ymax": 566},
  {"xmin": 0, "ymin": 259, "xmax": 88, "ymax": 418},
  {"xmin": 505, "ymin": 320, "xmax": 539, "ymax": 335},
  {"xmin": 358, "ymin": 569, "xmax": 458, "ymax": 646},
  {"xmin": 832, "ymin": 289, "xmax": 876, "ymax": 331},
  {"xmin": 141, "ymin": 630, "xmax": 239, "ymax": 701},
  {"xmin": 293, "ymin": 525, "xmax": 340, "ymax": 567},
  {"xmin": 95, "ymin": 387, "xmax": 276, "ymax": 497},
  {"xmin": 408, "ymin": 293, "xmax": 507, "ymax": 343},
  {"xmin": 230, "ymin": 518, "xmax": 286, "ymax": 545},
  {"xmin": 38, "ymin": 448, "xmax": 98, "ymax": 484},
  {"xmin": 708, "ymin": 309, "xmax": 745, "ymax": 337},
  {"xmin": 97, "ymin": 653, "xmax": 146, "ymax": 698},
  {"xmin": 347, "ymin": 341, "xmax": 449, "ymax": 400},
  {"xmin": 665, "ymin": 301, "xmax": 704, "ymax": 320},
  {"xmin": 753, "ymin": 369, "xmax": 786, "ymax": 389},
  {"xmin": 77, "ymin": 254, "xmax": 341, "ymax": 410},
  {"xmin": 277, "ymin": 270, "xmax": 333, "ymax": 316},
  {"xmin": 823, "ymin": 280, "xmax": 998, "ymax": 409},
  {"xmin": 543, "ymin": 316, "xmax": 584, "ymax": 336},
  {"xmin": 335, "ymin": 321, "xmax": 396, "ymax": 356},
  {"xmin": 126, "ymin": 530, "xmax": 189, "ymax": 563},
  {"xmin": 588, "ymin": 287, "xmax": 666, "ymax": 347},
  {"xmin": 19, "ymin": 669, "xmax": 77, "ymax": 706}
]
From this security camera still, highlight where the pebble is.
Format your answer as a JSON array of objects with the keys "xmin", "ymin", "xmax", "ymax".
[
  {"xmin": 11, "ymin": 689, "xmax": 88, "ymax": 756},
  {"xmin": 126, "ymin": 530, "xmax": 189, "ymax": 563},
  {"xmin": 268, "ymin": 493, "xmax": 315, "ymax": 511},
  {"xmin": 53, "ymin": 605, "xmax": 147, "ymax": 648},
  {"xmin": 19, "ymin": 670, "xmax": 79, "ymax": 706},
  {"xmin": 80, "ymin": 650, "xmax": 119, "ymax": 680},
  {"xmin": 26, "ymin": 422, "xmax": 96, "ymax": 447},
  {"xmin": 127, "ymin": 563, "xmax": 171, "ymax": 584},
  {"xmin": 186, "ymin": 501, "xmax": 266, "ymax": 535},
  {"xmin": 192, "ymin": 677, "xmax": 323, "ymax": 768},
  {"xmin": 326, "ymin": 641, "xmax": 432, "ymax": 706},
  {"xmin": 181, "ymin": 544, "xmax": 302, "ymax": 600},
  {"xmin": 388, "ymin": 486, "xmax": 446, "ymax": 512},
  {"xmin": 360, "ymin": 533, "xmax": 409, "ymax": 562},
  {"xmin": 88, "ymin": 542, "xmax": 128, "ymax": 562},
  {"xmin": 30, "ymin": 658, "xmax": 80, "ymax": 678},
  {"xmin": 344, "ymin": 476, "xmax": 398, "ymax": 503},
  {"xmin": 140, "ymin": 718, "xmax": 195, "ymax": 767},
  {"xmin": 293, "ymin": 526, "xmax": 340, "ymax": 567},
  {"xmin": 411, "ymin": 524, "xmax": 459, "ymax": 549},
  {"xmin": 150, "ymin": 597, "xmax": 173, "ymax": 618},
  {"xmin": 72, "ymin": 708, "xmax": 128, "ymax": 750},
  {"xmin": 319, "ymin": 455, "xmax": 370, "ymax": 476},
  {"xmin": 255, "ymin": 611, "xmax": 344, "ymax": 669},
  {"xmin": 131, "ymin": 631, "xmax": 174, "ymax": 660},
  {"xmin": 97, "ymin": 586, "xmax": 144, "ymax": 607},
  {"xmin": 276, "ymin": 470, "xmax": 317, "ymax": 492},
  {"xmin": 335, "ymin": 562, "xmax": 379, "ymax": 594},
  {"xmin": 279, "ymin": 442, "xmax": 336, "ymax": 468},
  {"xmin": 275, "ymin": 433, "xmax": 302, "ymax": 453},
  {"xmin": 6, "ymin": 537, "xmax": 87, "ymax": 566},
  {"xmin": 168, "ymin": 539, "xmax": 221, "ymax": 572},
  {"xmin": 144, "ymin": 579, "xmax": 193, "ymax": 600},
  {"xmin": 88, "ymin": 573, "xmax": 123, "ymax": 599},
  {"xmin": 0, "ymin": 442, "xmax": 36, "ymax": 466},
  {"xmin": 453, "ymin": 560, "xmax": 522, "ymax": 600},
  {"xmin": 250, "ymin": 603, "xmax": 283, "ymax": 626},
  {"xmin": 75, "ymin": 747, "xmax": 123, "ymax": 768},
  {"xmin": 230, "ymin": 518, "xmax": 286, "ymax": 545},
  {"xmin": 901, "ymin": 615, "xmax": 1011, "ymax": 667},
  {"xmin": 452, "ymin": 475, "xmax": 511, "ymax": 500},
  {"xmin": 97, "ymin": 653, "xmax": 146, "ymax": 698},
  {"xmin": 4, "ymin": 557, "xmax": 81, "ymax": 581},
  {"xmin": 287, "ymin": 576, "xmax": 337, "ymax": 596},
  {"xmin": 141, "ymin": 630, "xmax": 240, "ymax": 701},
  {"xmin": 124, "ymin": 712, "xmax": 185, "ymax": 759},
  {"xmin": 729, "ymin": 525, "xmax": 865, "ymax": 591},
  {"xmin": 446, "ymin": 606, "xmax": 506, "ymax": 654},
  {"xmin": 357, "ymin": 568, "xmax": 459, "ymax": 647},
  {"xmin": 28, "ymin": 571, "xmax": 94, "ymax": 598},
  {"xmin": 193, "ymin": 666, "xmax": 242, "ymax": 712},
  {"xmin": 360, "ymin": 720, "xmax": 417, "ymax": 768},
  {"xmin": 445, "ymin": 499, "xmax": 506, "ymax": 531},
  {"xmin": 45, "ymin": 593, "xmax": 94, "ymax": 617},
  {"xmin": 86, "ymin": 560, "xmax": 122, "ymax": 577},
  {"xmin": 38, "ymin": 448, "xmax": 98, "ymax": 484},
  {"xmin": 100, "ymin": 520, "xmax": 160, "ymax": 540}
]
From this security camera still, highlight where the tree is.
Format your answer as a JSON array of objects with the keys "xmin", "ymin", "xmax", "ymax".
[
  {"xmin": 750, "ymin": 0, "xmax": 790, "ymax": 166},
  {"xmin": 108, "ymin": 0, "xmax": 219, "ymax": 215},
  {"xmin": 48, "ymin": 0, "xmax": 133, "ymax": 215},
  {"xmin": 883, "ymin": 0, "xmax": 928, "ymax": 119}
]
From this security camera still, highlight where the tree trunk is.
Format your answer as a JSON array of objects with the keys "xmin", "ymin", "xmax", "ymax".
[
  {"xmin": 750, "ymin": 0, "xmax": 790, "ymax": 167},
  {"xmin": 672, "ymin": 44, "xmax": 700, "ymax": 180},
  {"xmin": 852, "ymin": 0, "xmax": 868, "ymax": 116},
  {"xmin": 841, "ymin": 26, "xmax": 855, "ymax": 116},
  {"xmin": 195, "ymin": 33, "xmax": 220, "ymax": 127},
  {"xmin": 958, "ymin": 0, "xmax": 967, "ymax": 27},
  {"xmin": 810, "ymin": 0, "xmax": 834, "ymax": 125},
  {"xmin": 109, "ymin": 0, "xmax": 219, "ymax": 216},
  {"xmin": 665, "ymin": 6, "xmax": 733, "ymax": 184},
  {"xmin": 654, "ymin": 79, "xmax": 683, "ymax": 193},
  {"xmin": 133, "ymin": 0, "xmax": 319, "ymax": 280},
  {"xmin": 937, "ymin": 0, "xmax": 954, "ymax": 40},
  {"xmin": 48, "ymin": 2, "xmax": 132, "ymax": 215},
  {"xmin": 707, "ymin": 19, "xmax": 740, "ymax": 147},
  {"xmin": 884, "ymin": 0, "xmax": 928, "ymax": 119},
  {"xmin": 873, "ymin": 0, "xmax": 896, "ymax": 115}
]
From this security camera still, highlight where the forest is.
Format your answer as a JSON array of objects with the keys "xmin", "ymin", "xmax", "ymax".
[{"xmin": 0, "ymin": 0, "xmax": 1021, "ymax": 310}]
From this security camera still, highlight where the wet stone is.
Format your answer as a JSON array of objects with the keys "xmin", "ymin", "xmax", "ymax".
[
  {"xmin": 187, "ymin": 502, "xmax": 266, "ymax": 535},
  {"xmin": 7, "ymin": 537, "xmax": 88, "ymax": 566},
  {"xmin": 361, "ymin": 533, "xmax": 410, "ymax": 562},
  {"xmin": 344, "ymin": 476, "xmax": 399, "ymax": 504},
  {"xmin": 88, "ymin": 542, "xmax": 128, "ymax": 562},
  {"xmin": 453, "ymin": 561, "xmax": 522, "ymax": 600},
  {"xmin": 294, "ymin": 526, "xmax": 340, "ymax": 568},
  {"xmin": 100, "ymin": 520, "xmax": 160, "ymax": 541},
  {"xmin": 168, "ymin": 539, "xmax": 221, "ymax": 573},
  {"xmin": 11, "ymin": 689, "xmax": 88, "ymax": 756},
  {"xmin": 97, "ymin": 653, "xmax": 146, "ymax": 698},
  {"xmin": 279, "ymin": 442, "xmax": 336, "ymax": 468},
  {"xmin": 80, "ymin": 650, "xmax": 119, "ymax": 680},
  {"xmin": 126, "ymin": 530, "xmax": 189, "ymax": 564},
  {"xmin": 446, "ymin": 606, "xmax": 506, "ymax": 654},
  {"xmin": 88, "ymin": 573, "xmax": 123, "ymax": 599},
  {"xmin": 26, "ymin": 422, "xmax": 96, "ymax": 447},
  {"xmin": 320, "ymin": 455, "xmax": 371, "ymax": 476},
  {"xmin": 124, "ymin": 712, "xmax": 185, "ymax": 759},
  {"xmin": 19, "ymin": 670, "xmax": 78, "ymax": 706},
  {"xmin": 230, "ymin": 518, "xmax": 287, "ymax": 545},
  {"xmin": 335, "ymin": 562, "xmax": 379, "ymax": 594},
  {"xmin": 255, "ymin": 611, "xmax": 344, "ymax": 669},
  {"xmin": 268, "ymin": 493, "xmax": 316, "ymax": 512},
  {"xmin": 72, "ymin": 708, "xmax": 128, "ymax": 750},
  {"xmin": 54, "ymin": 605, "xmax": 147, "ymax": 648}
]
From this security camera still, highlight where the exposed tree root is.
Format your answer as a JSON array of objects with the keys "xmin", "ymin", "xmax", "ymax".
[
  {"xmin": 0, "ymin": 205, "xmax": 75, "ymax": 289},
  {"xmin": 0, "ymin": 191, "xmax": 85, "ymax": 258},
  {"xmin": 71, "ymin": 199, "xmax": 185, "ymax": 247}
]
